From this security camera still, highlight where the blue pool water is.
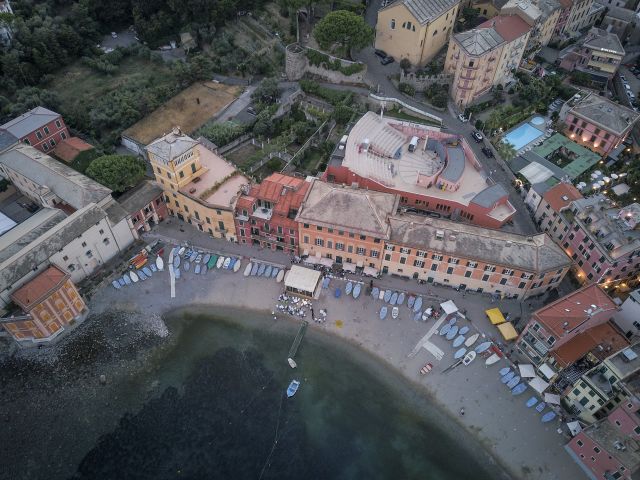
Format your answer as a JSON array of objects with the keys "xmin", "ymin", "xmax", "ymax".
[{"xmin": 503, "ymin": 123, "xmax": 544, "ymax": 151}]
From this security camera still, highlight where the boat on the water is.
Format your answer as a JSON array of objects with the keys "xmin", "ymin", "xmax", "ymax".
[
  {"xmin": 353, "ymin": 283, "xmax": 361, "ymax": 299},
  {"xmin": 413, "ymin": 296, "xmax": 423, "ymax": 313},
  {"xmin": 195, "ymin": 264, "xmax": 201, "ymax": 274},
  {"xmin": 379, "ymin": 306, "xmax": 388, "ymax": 320},
  {"xmin": 156, "ymin": 256, "xmax": 164, "ymax": 271},
  {"xmin": 452, "ymin": 335, "xmax": 465, "ymax": 347},
  {"xmin": 233, "ymin": 260, "xmax": 242, "ymax": 273},
  {"xmin": 407, "ymin": 296, "xmax": 415, "ymax": 309},
  {"xmin": 465, "ymin": 333, "xmax": 480, "ymax": 347},
  {"xmin": 541, "ymin": 411, "xmax": 556, "ymax": 423},
  {"xmin": 184, "ymin": 261, "xmax": 190, "ymax": 272},
  {"xmin": 462, "ymin": 350, "xmax": 476, "ymax": 366},
  {"xmin": 257, "ymin": 263, "xmax": 265, "ymax": 276},
  {"xmin": 130, "ymin": 271, "xmax": 139, "ymax": 283},
  {"xmin": 217, "ymin": 256, "xmax": 225, "ymax": 269},
  {"xmin": 223, "ymin": 257, "xmax": 232, "ymax": 269},
  {"xmin": 112, "ymin": 280, "xmax": 121, "ymax": 289},
  {"xmin": 276, "ymin": 270, "xmax": 285, "ymax": 283},
  {"xmin": 287, "ymin": 380, "xmax": 300, "ymax": 398},
  {"xmin": 345, "ymin": 282, "xmax": 353, "ymax": 296},
  {"xmin": 512, "ymin": 383, "xmax": 527, "ymax": 396},
  {"xmin": 485, "ymin": 353, "xmax": 500, "ymax": 365},
  {"xmin": 474, "ymin": 341, "xmax": 492, "ymax": 353},
  {"xmin": 536, "ymin": 402, "xmax": 546, "ymax": 413},
  {"xmin": 392, "ymin": 306, "xmax": 399, "ymax": 319},
  {"xmin": 123, "ymin": 273, "xmax": 132, "ymax": 285},
  {"xmin": 389, "ymin": 291, "xmax": 398, "ymax": 305},
  {"xmin": 244, "ymin": 263, "xmax": 253, "ymax": 276},
  {"xmin": 397, "ymin": 292, "xmax": 405, "ymax": 305},
  {"xmin": 372, "ymin": 287, "xmax": 379, "ymax": 298}
]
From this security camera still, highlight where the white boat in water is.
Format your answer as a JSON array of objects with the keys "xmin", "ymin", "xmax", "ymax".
[{"xmin": 287, "ymin": 380, "xmax": 300, "ymax": 398}]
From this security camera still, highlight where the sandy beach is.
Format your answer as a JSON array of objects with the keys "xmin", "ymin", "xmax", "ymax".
[{"xmin": 84, "ymin": 231, "xmax": 587, "ymax": 480}]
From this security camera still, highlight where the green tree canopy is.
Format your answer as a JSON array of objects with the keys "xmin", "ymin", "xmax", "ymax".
[
  {"xmin": 313, "ymin": 10, "xmax": 373, "ymax": 52},
  {"xmin": 197, "ymin": 121, "xmax": 245, "ymax": 147},
  {"xmin": 495, "ymin": 141, "xmax": 517, "ymax": 161},
  {"xmin": 86, "ymin": 154, "xmax": 146, "ymax": 192}
]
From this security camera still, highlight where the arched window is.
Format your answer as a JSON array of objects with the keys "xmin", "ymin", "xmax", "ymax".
[
  {"xmin": 402, "ymin": 21, "xmax": 407, "ymax": 28},
  {"xmin": 390, "ymin": 19, "xmax": 396, "ymax": 29}
]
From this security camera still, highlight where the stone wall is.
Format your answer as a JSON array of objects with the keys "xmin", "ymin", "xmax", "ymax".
[
  {"xmin": 399, "ymin": 70, "xmax": 451, "ymax": 90},
  {"xmin": 285, "ymin": 43, "xmax": 367, "ymax": 84}
]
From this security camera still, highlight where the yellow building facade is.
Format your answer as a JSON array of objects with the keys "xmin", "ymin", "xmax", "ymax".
[
  {"xmin": 147, "ymin": 128, "xmax": 249, "ymax": 240},
  {"xmin": 375, "ymin": 0, "xmax": 460, "ymax": 66}
]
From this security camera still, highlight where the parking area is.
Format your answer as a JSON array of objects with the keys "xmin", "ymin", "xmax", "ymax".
[{"xmin": 99, "ymin": 29, "xmax": 139, "ymax": 51}]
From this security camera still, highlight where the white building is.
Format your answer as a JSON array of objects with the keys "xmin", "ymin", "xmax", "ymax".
[{"xmin": 613, "ymin": 289, "xmax": 640, "ymax": 340}]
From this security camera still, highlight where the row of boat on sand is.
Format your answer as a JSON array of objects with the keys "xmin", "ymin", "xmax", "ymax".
[
  {"xmin": 243, "ymin": 261, "xmax": 285, "ymax": 282},
  {"xmin": 498, "ymin": 367, "xmax": 558, "ymax": 423},
  {"xmin": 112, "ymin": 256, "xmax": 164, "ymax": 289},
  {"xmin": 330, "ymin": 279, "xmax": 362, "ymax": 299},
  {"xmin": 171, "ymin": 246, "xmax": 242, "ymax": 279}
]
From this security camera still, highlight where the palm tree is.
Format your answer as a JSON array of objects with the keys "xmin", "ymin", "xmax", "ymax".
[{"xmin": 495, "ymin": 140, "xmax": 517, "ymax": 162}]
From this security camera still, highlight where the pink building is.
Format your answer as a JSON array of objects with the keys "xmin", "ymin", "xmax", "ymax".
[
  {"xmin": 560, "ymin": 93, "xmax": 640, "ymax": 155},
  {"xmin": 566, "ymin": 400, "xmax": 640, "ymax": 480},
  {"xmin": 0, "ymin": 107, "xmax": 70, "ymax": 154},
  {"xmin": 117, "ymin": 180, "xmax": 168, "ymax": 240}
]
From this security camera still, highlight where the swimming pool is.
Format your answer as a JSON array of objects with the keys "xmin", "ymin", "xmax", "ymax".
[{"xmin": 503, "ymin": 123, "xmax": 544, "ymax": 151}]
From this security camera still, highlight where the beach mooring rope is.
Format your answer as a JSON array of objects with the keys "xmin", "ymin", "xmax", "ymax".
[{"xmin": 258, "ymin": 392, "xmax": 286, "ymax": 480}]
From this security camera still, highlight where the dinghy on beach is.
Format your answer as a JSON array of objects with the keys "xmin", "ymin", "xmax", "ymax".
[
  {"xmin": 389, "ymin": 291, "xmax": 398, "ymax": 305},
  {"xmin": 353, "ymin": 283, "xmax": 361, "ymax": 299},
  {"xmin": 265, "ymin": 265, "xmax": 272, "ymax": 277},
  {"xmin": 227, "ymin": 258, "xmax": 235, "ymax": 270},
  {"xmin": 452, "ymin": 335, "xmax": 465, "ymax": 348},
  {"xmin": 130, "ymin": 271, "xmax": 139, "ymax": 283},
  {"xmin": 499, "ymin": 367, "xmax": 511, "ymax": 377},
  {"xmin": 445, "ymin": 325, "xmax": 458, "ymax": 340},
  {"xmin": 257, "ymin": 263, "xmax": 265, "ymax": 276},
  {"xmin": 234, "ymin": 260, "xmax": 242, "ymax": 273},
  {"xmin": 408, "ymin": 296, "xmax": 415, "ymax": 309},
  {"xmin": 142, "ymin": 266, "xmax": 152, "ymax": 277},
  {"xmin": 175, "ymin": 267, "xmax": 181, "ymax": 279},
  {"xmin": 383, "ymin": 290, "xmax": 391, "ymax": 303},
  {"xmin": 345, "ymin": 282, "xmax": 353, "ymax": 296},
  {"xmin": 178, "ymin": 246, "xmax": 185, "ymax": 256},
  {"xmin": 379, "ymin": 306, "xmax": 388, "ymax": 320},
  {"xmin": 112, "ymin": 280, "xmax": 121, "ymax": 290},
  {"xmin": 156, "ymin": 256, "xmax": 164, "ymax": 271},
  {"xmin": 454, "ymin": 348, "xmax": 466, "ymax": 359},
  {"xmin": 201, "ymin": 265, "xmax": 208, "ymax": 275},
  {"xmin": 458, "ymin": 326, "xmax": 469, "ymax": 335},
  {"xmin": 439, "ymin": 324, "xmax": 451, "ymax": 336},
  {"xmin": 397, "ymin": 292, "xmax": 405, "ymax": 305},
  {"xmin": 183, "ymin": 261, "xmax": 190, "ymax": 272},
  {"xmin": 150, "ymin": 263, "xmax": 157, "ymax": 273},
  {"xmin": 276, "ymin": 269, "xmax": 285, "ymax": 282},
  {"xmin": 251, "ymin": 263, "xmax": 259, "ymax": 276},
  {"xmin": 379, "ymin": 290, "xmax": 385, "ymax": 301},
  {"xmin": 207, "ymin": 255, "xmax": 218, "ymax": 269},
  {"xmin": 195, "ymin": 264, "xmax": 201, "ymax": 274},
  {"xmin": 244, "ymin": 263, "xmax": 253, "ymax": 276},
  {"xmin": 462, "ymin": 350, "xmax": 476, "ymax": 366},
  {"xmin": 372, "ymin": 287, "xmax": 379, "ymax": 298},
  {"xmin": 118, "ymin": 278, "xmax": 126, "ymax": 287},
  {"xmin": 511, "ymin": 383, "xmax": 527, "ymax": 396},
  {"xmin": 217, "ymin": 256, "xmax": 225, "ymax": 269},
  {"xmin": 123, "ymin": 273, "xmax": 132, "ymax": 285},
  {"xmin": 391, "ymin": 307, "xmax": 399, "ymax": 319},
  {"xmin": 203, "ymin": 254, "xmax": 211, "ymax": 265},
  {"xmin": 223, "ymin": 257, "xmax": 232, "ymax": 270},
  {"xmin": 464, "ymin": 333, "xmax": 479, "ymax": 347},
  {"xmin": 474, "ymin": 342, "xmax": 492, "ymax": 353},
  {"xmin": 526, "ymin": 397, "xmax": 538, "ymax": 408},
  {"xmin": 138, "ymin": 270, "xmax": 147, "ymax": 281},
  {"xmin": 271, "ymin": 267, "xmax": 278, "ymax": 278},
  {"xmin": 173, "ymin": 256, "xmax": 181, "ymax": 268},
  {"xmin": 413, "ymin": 296, "xmax": 423, "ymax": 313},
  {"xmin": 485, "ymin": 353, "xmax": 500, "ymax": 365}
]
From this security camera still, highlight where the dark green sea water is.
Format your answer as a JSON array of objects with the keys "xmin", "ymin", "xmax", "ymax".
[{"xmin": 68, "ymin": 310, "xmax": 508, "ymax": 480}]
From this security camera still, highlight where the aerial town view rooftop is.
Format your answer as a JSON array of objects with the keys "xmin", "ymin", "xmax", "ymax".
[{"xmin": 2, "ymin": 0, "xmax": 640, "ymax": 479}]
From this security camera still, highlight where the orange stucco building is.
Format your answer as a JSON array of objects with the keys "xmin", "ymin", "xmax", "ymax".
[{"xmin": 3, "ymin": 265, "xmax": 87, "ymax": 345}]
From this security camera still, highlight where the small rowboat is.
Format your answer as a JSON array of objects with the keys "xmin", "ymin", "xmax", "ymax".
[
  {"xmin": 390, "ymin": 291, "xmax": 398, "ymax": 305},
  {"xmin": 217, "ymin": 256, "xmax": 225, "ymax": 269},
  {"xmin": 335, "ymin": 288, "xmax": 342, "ymax": 298},
  {"xmin": 195, "ymin": 254, "xmax": 202, "ymax": 264},
  {"xmin": 227, "ymin": 258, "xmax": 236, "ymax": 270},
  {"xmin": 353, "ymin": 283, "xmax": 361, "ymax": 299},
  {"xmin": 536, "ymin": 402, "xmax": 547, "ymax": 413},
  {"xmin": 452, "ymin": 335, "xmax": 465, "ymax": 347},
  {"xmin": 383, "ymin": 290, "xmax": 391, "ymax": 303},
  {"xmin": 244, "ymin": 263, "xmax": 253, "ymax": 276},
  {"xmin": 372, "ymin": 287, "xmax": 379, "ymax": 298},
  {"xmin": 265, "ymin": 265, "xmax": 273, "ymax": 277},
  {"xmin": 130, "ymin": 271, "xmax": 139, "ymax": 283},
  {"xmin": 501, "ymin": 371, "xmax": 515, "ymax": 383},
  {"xmin": 474, "ymin": 342, "xmax": 492, "ymax": 354},
  {"xmin": 446, "ymin": 325, "xmax": 459, "ymax": 340},
  {"xmin": 251, "ymin": 263, "xmax": 259, "ymax": 275},
  {"xmin": 322, "ymin": 277, "xmax": 330, "ymax": 289},
  {"xmin": 507, "ymin": 376, "xmax": 521, "ymax": 389},
  {"xmin": 178, "ymin": 246, "xmax": 185, "ymax": 256},
  {"xmin": 413, "ymin": 296, "xmax": 423, "ymax": 313},
  {"xmin": 397, "ymin": 292, "xmax": 405, "ymax": 305},
  {"xmin": 512, "ymin": 383, "xmax": 527, "ymax": 396},
  {"xmin": 380, "ymin": 306, "xmax": 388, "ymax": 320},
  {"xmin": 175, "ymin": 267, "xmax": 181, "ymax": 279},
  {"xmin": 541, "ymin": 411, "xmax": 556, "ymax": 423},
  {"xmin": 207, "ymin": 255, "xmax": 218, "ymax": 269},
  {"xmin": 462, "ymin": 350, "xmax": 476, "ymax": 366},
  {"xmin": 189, "ymin": 251, "xmax": 197, "ymax": 262},
  {"xmin": 459, "ymin": 326, "xmax": 469, "ymax": 335},
  {"xmin": 413, "ymin": 312, "xmax": 422, "ymax": 321},
  {"xmin": 448, "ymin": 317, "xmax": 457, "ymax": 326},
  {"xmin": 138, "ymin": 270, "xmax": 147, "ymax": 281},
  {"xmin": 499, "ymin": 367, "xmax": 511, "ymax": 377},
  {"xmin": 123, "ymin": 273, "xmax": 132, "ymax": 285},
  {"xmin": 271, "ymin": 267, "xmax": 278, "ymax": 278},
  {"xmin": 485, "ymin": 353, "xmax": 500, "ymax": 365},
  {"xmin": 173, "ymin": 256, "xmax": 181, "ymax": 268},
  {"xmin": 233, "ymin": 260, "xmax": 242, "ymax": 273},
  {"xmin": 223, "ymin": 257, "xmax": 232, "ymax": 270},
  {"xmin": 408, "ymin": 296, "xmax": 415, "ymax": 309},
  {"xmin": 201, "ymin": 265, "xmax": 208, "ymax": 275},
  {"xmin": 257, "ymin": 263, "xmax": 265, "ymax": 276},
  {"xmin": 194, "ymin": 264, "xmax": 201, "ymax": 274},
  {"xmin": 156, "ymin": 256, "xmax": 164, "ymax": 271},
  {"xmin": 287, "ymin": 380, "xmax": 300, "ymax": 398},
  {"xmin": 526, "ymin": 397, "xmax": 538, "ymax": 408},
  {"xmin": 183, "ymin": 261, "xmax": 190, "ymax": 272},
  {"xmin": 142, "ymin": 266, "xmax": 152, "ymax": 277},
  {"xmin": 150, "ymin": 263, "xmax": 157, "ymax": 273},
  {"xmin": 454, "ymin": 348, "xmax": 467, "ymax": 359},
  {"xmin": 379, "ymin": 289, "xmax": 385, "ymax": 301},
  {"xmin": 345, "ymin": 282, "xmax": 353, "ymax": 296},
  {"xmin": 118, "ymin": 278, "xmax": 126, "ymax": 286},
  {"xmin": 420, "ymin": 363, "xmax": 433, "ymax": 375},
  {"xmin": 276, "ymin": 270, "xmax": 285, "ymax": 282},
  {"xmin": 112, "ymin": 280, "xmax": 121, "ymax": 289},
  {"xmin": 392, "ymin": 306, "xmax": 399, "ymax": 319},
  {"xmin": 203, "ymin": 254, "xmax": 211, "ymax": 265},
  {"xmin": 439, "ymin": 323, "xmax": 451, "ymax": 336},
  {"xmin": 465, "ymin": 333, "xmax": 480, "ymax": 347}
]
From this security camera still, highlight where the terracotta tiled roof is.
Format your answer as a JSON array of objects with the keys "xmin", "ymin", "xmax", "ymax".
[
  {"xmin": 10, "ymin": 265, "xmax": 69, "ymax": 311},
  {"xmin": 552, "ymin": 321, "xmax": 629, "ymax": 367},
  {"xmin": 479, "ymin": 14, "xmax": 531, "ymax": 42},
  {"xmin": 542, "ymin": 183, "xmax": 582, "ymax": 212},
  {"xmin": 53, "ymin": 137, "xmax": 94, "ymax": 163},
  {"xmin": 533, "ymin": 284, "xmax": 617, "ymax": 337},
  {"xmin": 240, "ymin": 173, "xmax": 310, "ymax": 218}
]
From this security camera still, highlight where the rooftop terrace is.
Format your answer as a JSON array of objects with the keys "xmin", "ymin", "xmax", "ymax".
[{"xmin": 532, "ymin": 133, "xmax": 600, "ymax": 179}]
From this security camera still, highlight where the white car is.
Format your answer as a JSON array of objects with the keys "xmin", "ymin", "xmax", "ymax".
[{"xmin": 458, "ymin": 114, "xmax": 468, "ymax": 123}]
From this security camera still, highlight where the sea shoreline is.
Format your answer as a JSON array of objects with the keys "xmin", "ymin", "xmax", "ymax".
[{"xmin": 86, "ymin": 258, "xmax": 585, "ymax": 480}]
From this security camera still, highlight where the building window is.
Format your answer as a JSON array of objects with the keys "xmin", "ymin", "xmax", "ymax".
[
  {"xmin": 43, "ymin": 143, "xmax": 49, "ymax": 151},
  {"xmin": 81, "ymin": 241, "xmax": 87, "ymax": 247},
  {"xmin": 60, "ymin": 131, "xmax": 67, "ymax": 140},
  {"xmin": 371, "ymin": 250, "xmax": 379, "ymax": 258},
  {"xmin": 447, "ymin": 267, "xmax": 453, "ymax": 274},
  {"xmin": 414, "ymin": 260, "xmax": 425, "ymax": 268},
  {"xmin": 432, "ymin": 254, "xmax": 443, "ymax": 261},
  {"xmin": 315, "ymin": 238, "xmax": 324, "ymax": 247},
  {"xmin": 103, "ymin": 238, "xmax": 110, "ymax": 245},
  {"xmin": 68, "ymin": 264, "xmax": 75, "ymax": 272},
  {"xmin": 417, "ymin": 250, "xmax": 426, "ymax": 258},
  {"xmin": 55, "ymin": 120, "xmax": 62, "ymax": 128},
  {"xmin": 303, "ymin": 235, "xmax": 309, "ymax": 244},
  {"xmin": 63, "ymin": 255, "xmax": 68, "ymax": 261},
  {"xmin": 468, "ymin": 60, "xmax": 474, "ymax": 67},
  {"xmin": 431, "ymin": 264, "xmax": 438, "ymax": 271},
  {"xmin": 336, "ymin": 242, "xmax": 344, "ymax": 251},
  {"xmin": 36, "ymin": 130, "xmax": 43, "ymax": 140},
  {"xmin": 179, "ymin": 171, "xmax": 185, "ymax": 178},
  {"xmin": 577, "ymin": 440, "xmax": 584, "ymax": 447},
  {"xmin": 357, "ymin": 247, "xmax": 366, "ymax": 255},
  {"xmin": 499, "ymin": 278, "xmax": 507, "ymax": 285},
  {"xmin": 400, "ymin": 247, "xmax": 411, "ymax": 254},
  {"xmin": 23, "ymin": 138, "xmax": 30, "ymax": 145},
  {"xmin": 390, "ymin": 19, "xmax": 396, "ymax": 29},
  {"xmin": 191, "ymin": 163, "xmax": 196, "ymax": 173}
]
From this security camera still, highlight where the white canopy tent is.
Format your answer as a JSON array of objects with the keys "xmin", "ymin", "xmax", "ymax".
[
  {"xmin": 539, "ymin": 363, "xmax": 556, "ymax": 380},
  {"xmin": 529, "ymin": 376, "xmax": 550, "ymax": 394},
  {"xmin": 342, "ymin": 262, "xmax": 357, "ymax": 273},
  {"xmin": 284, "ymin": 265, "xmax": 322, "ymax": 299},
  {"xmin": 440, "ymin": 300, "xmax": 458, "ymax": 315},
  {"xmin": 304, "ymin": 256, "xmax": 318, "ymax": 265},
  {"xmin": 518, "ymin": 364, "xmax": 536, "ymax": 378},
  {"xmin": 544, "ymin": 393, "xmax": 561, "ymax": 405},
  {"xmin": 363, "ymin": 266, "xmax": 379, "ymax": 277},
  {"xmin": 318, "ymin": 257, "xmax": 333, "ymax": 268},
  {"xmin": 519, "ymin": 162, "xmax": 554, "ymax": 184}
]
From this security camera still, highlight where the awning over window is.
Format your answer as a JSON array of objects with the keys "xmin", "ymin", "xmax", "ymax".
[
  {"xmin": 485, "ymin": 308, "xmax": 506, "ymax": 325},
  {"xmin": 529, "ymin": 376, "xmax": 550, "ymax": 394},
  {"xmin": 318, "ymin": 257, "xmax": 333, "ymax": 267},
  {"xmin": 343, "ymin": 262, "xmax": 357, "ymax": 273},
  {"xmin": 363, "ymin": 266, "xmax": 378, "ymax": 277},
  {"xmin": 440, "ymin": 300, "xmax": 458, "ymax": 315},
  {"xmin": 518, "ymin": 364, "xmax": 536, "ymax": 378},
  {"xmin": 356, "ymin": 261, "xmax": 364, "ymax": 268},
  {"xmin": 497, "ymin": 322, "xmax": 518, "ymax": 341},
  {"xmin": 539, "ymin": 363, "xmax": 556, "ymax": 380},
  {"xmin": 304, "ymin": 256, "xmax": 318, "ymax": 265}
]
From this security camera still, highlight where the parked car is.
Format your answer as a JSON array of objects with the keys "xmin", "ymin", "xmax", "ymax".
[
  {"xmin": 374, "ymin": 49, "xmax": 388, "ymax": 60},
  {"xmin": 481, "ymin": 146, "xmax": 494, "ymax": 158},
  {"xmin": 458, "ymin": 114, "xmax": 468, "ymax": 123},
  {"xmin": 380, "ymin": 55, "xmax": 395, "ymax": 65},
  {"xmin": 472, "ymin": 131, "xmax": 483, "ymax": 142}
]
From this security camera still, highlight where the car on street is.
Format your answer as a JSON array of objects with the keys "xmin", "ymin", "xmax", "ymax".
[
  {"xmin": 458, "ymin": 114, "xmax": 468, "ymax": 122},
  {"xmin": 380, "ymin": 55, "xmax": 395, "ymax": 65},
  {"xmin": 472, "ymin": 131, "xmax": 483, "ymax": 142},
  {"xmin": 481, "ymin": 146, "xmax": 494, "ymax": 158},
  {"xmin": 374, "ymin": 49, "xmax": 388, "ymax": 60}
]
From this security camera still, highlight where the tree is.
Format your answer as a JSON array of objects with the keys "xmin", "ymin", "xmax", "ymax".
[
  {"xmin": 86, "ymin": 155, "xmax": 146, "ymax": 192},
  {"xmin": 251, "ymin": 77, "xmax": 279, "ymax": 105},
  {"xmin": 313, "ymin": 10, "xmax": 373, "ymax": 53},
  {"xmin": 400, "ymin": 58, "xmax": 411, "ymax": 71},
  {"xmin": 495, "ymin": 141, "xmax": 517, "ymax": 161}
]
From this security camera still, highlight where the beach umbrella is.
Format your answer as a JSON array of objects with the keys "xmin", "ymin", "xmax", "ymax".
[
  {"xmin": 592, "ymin": 183, "xmax": 601, "ymax": 189},
  {"xmin": 611, "ymin": 173, "xmax": 619, "ymax": 179},
  {"xmin": 603, "ymin": 176, "xmax": 610, "ymax": 183},
  {"xmin": 598, "ymin": 180, "xmax": 605, "ymax": 187},
  {"xmin": 594, "ymin": 170, "xmax": 602, "ymax": 176}
]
